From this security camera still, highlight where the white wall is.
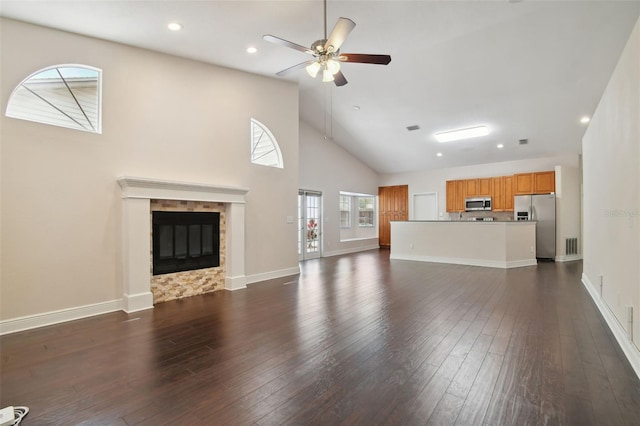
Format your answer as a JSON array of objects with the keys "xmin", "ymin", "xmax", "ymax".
[
  {"xmin": 299, "ymin": 121, "xmax": 380, "ymax": 256},
  {"xmin": 555, "ymin": 165, "xmax": 582, "ymax": 261},
  {"xmin": 582, "ymin": 15, "xmax": 640, "ymax": 365},
  {"xmin": 0, "ymin": 19, "xmax": 300, "ymax": 321},
  {"xmin": 379, "ymin": 154, "xmax": 579, "ymax": 220}
]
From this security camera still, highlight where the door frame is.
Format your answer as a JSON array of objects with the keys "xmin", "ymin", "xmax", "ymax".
[{"xmin": 298, "ymin": 190, "xmax": 323, "ymax": 261}]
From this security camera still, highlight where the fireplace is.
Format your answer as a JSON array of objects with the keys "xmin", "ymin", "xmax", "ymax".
[
  {"xmin": 118, "ymin": 177, "xmax": 248, "ymax": 313},
  {"xmin": 152, "ymin": 211, "xmax": 220, "ymax": 275}
]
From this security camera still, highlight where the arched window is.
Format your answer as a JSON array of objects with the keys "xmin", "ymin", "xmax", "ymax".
[
  {"xmin": 5, "ymin": 64, "xmax": 102, "ymax": 133},
  {"xmin": 250, "ymin": 118, "xmax": 283, "ymax": 168}
]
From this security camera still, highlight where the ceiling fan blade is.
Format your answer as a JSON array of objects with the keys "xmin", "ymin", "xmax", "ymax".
[
  {"xmin": 275, "ymin": 60, "xmax": 316, "ymax": 77},
  {"xmin": 263, "ymin": 35, "xmax": 313, "ymax": 54},
  {"xmin": 338, "ymin": 53, "xmax": 392, "ymax": 65},
  {"xmin": 333, "ymin": 70, "xmax": 348, "ymax": 87},
  {"xmin": 325, "ymin": 17, "xmax": 356, "ymax": 52}
]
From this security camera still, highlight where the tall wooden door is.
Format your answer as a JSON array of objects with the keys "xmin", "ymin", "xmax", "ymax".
[{"xmin": 378, "ymin": 185, "xmax": 408, "ymax": 248}]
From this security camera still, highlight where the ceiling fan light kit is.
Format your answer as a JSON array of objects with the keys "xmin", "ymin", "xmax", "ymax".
[{"xmin": 263, "ymin": 0, "xmax": 391, "ymax": 86}]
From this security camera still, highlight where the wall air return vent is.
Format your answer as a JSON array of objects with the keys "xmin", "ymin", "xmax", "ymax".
[
  {"xmin": 519, "ymin": 139, "xmax": 529, "ymax": 145},
  {"xmin": 406, "ymin": 125, "xmax": 420, "ymax": 131}
]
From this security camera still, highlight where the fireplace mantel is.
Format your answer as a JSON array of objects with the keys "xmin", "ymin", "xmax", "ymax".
[{"xmin": 117, "ymin": 177, "xmax": 249, "ymax": 313}]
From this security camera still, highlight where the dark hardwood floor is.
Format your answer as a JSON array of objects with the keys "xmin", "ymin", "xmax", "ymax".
[{"xmin": 2, "ymin": 250, "xmax": 640, "ymax": 425}]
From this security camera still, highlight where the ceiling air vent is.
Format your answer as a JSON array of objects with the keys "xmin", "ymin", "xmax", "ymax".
[
  {"xmin": 519, "ymin": 138, "xmax": 529, "ymax": 145},
  {"xmin": 406, "ymin": 125, "xmax": 420, "ymax": 131}
]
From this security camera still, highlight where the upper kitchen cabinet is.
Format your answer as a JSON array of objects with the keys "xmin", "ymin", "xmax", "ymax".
[
  {"xmin": 504, "ymin": 175, "xmax": 514, "ymax": 210},
  {"xmin": 514, "ymin": 171, "xmax": 555, "ymax": 195},
  {"xmin": 464, "ymin": 178, "xmax": 491, "ymax": 198},
  {"xmin": 491, "ymin": 176, "xmax": 514, "ymax": 212},
  {"xmin": 533, "ymin": 171, "xmax": 556, "ymax": 194},
  {"xmin": 514, "ymin": 173, "xmax": 534, "ymax": 195},
  {"xmin": 446, "ymin": 180, "xmax": 465, "ymax": 212}
]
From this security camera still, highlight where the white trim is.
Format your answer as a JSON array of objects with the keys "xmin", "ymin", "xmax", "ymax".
[
  {"xmin": 555, "ymin": 254, "xmax": 583, "ymax": 262},
  {"xmin": 0, "ymin": 299, "xmax": 123, "ymax": 335},
  {"xmin": 582, "ymin": 273, "xmax": 640, "ymax": 380},
  {"xmin": 122, "ymin": 292, "xmax": 154, "ymax": 313},
  {"xmin": 225, "ymin": 275, "xmax": 247, "ymax": 291},
  {"xmin": 245, "ymin": 267, "xmax": 300, "ymax": 285},
  {"xmin": 339, "ymin": 237, "xmax": 377, "ymax": 243},
  {"xmin": 118, "ymin": 176, "xmax": 249, "ymax": 203},
  {"xmin": 323, "ymin": 245, "xmax": 381, "ymax": 258},
  {"xmin": 389, "ymin": 253, "xmax": 537, "ymax": 269},
  {"xmin": 411, "ymin": 191, "xmax": 439, "ymax": 221}
]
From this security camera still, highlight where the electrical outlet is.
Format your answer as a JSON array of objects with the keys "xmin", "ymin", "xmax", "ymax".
[{"xmin": 530, "ymin": 246, "xmax": 534, "ymax": 253}]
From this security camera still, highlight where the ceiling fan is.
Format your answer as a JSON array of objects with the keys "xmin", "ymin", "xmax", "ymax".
[{"xmin": 263, "ymin": 0, "xmax": 391, "ymax": 86}]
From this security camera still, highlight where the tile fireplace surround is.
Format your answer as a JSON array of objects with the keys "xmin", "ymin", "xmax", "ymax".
[{"xmin": 118, "ymin": 177, "xmax": 249, "ymax": 313}]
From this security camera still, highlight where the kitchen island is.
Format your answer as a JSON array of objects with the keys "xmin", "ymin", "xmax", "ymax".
[{"xmin": 390, "ymin": 221, "xmax": 537, "ymax": 268}]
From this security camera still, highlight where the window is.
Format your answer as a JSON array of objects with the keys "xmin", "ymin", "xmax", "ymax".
[
  {"xmin": 340, "ymin": 195, "xmax": 351, "ymax": 228},
  {"xmin": 358, "ymin": 196, "xmax": 375, "ymax": 227},
  {"xmin": 250, "ymin": 118, "xmax": 283, "ymax": 168},
  {"xmin": 6, "ymin": 64, "xmax": 102, "ymax": 133}
]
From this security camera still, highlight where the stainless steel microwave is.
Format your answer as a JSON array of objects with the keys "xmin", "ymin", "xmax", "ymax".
[{"xmin": 465, "ymin": 197, "xmax": 492, "ymax": 211}]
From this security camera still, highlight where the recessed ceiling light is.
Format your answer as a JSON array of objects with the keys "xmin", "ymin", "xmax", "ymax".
[
  {"xmin": 435, "ymin": 125, "xmax": 489, "ymax": 143},
  {"xmin": 497, "ymin": 144, "xmax": 504, "ymax": 149},
  {"xmin": 580, "ymin": 116, "xmax": 591, "ymax": 124},
  {"xmin": 167, "ymin": 22, "xmax": 183, "ymax": 31},
  {"xmin": 246, "ymin": 46, "xmax": 258, "ymax": 54},
  {"xmin": 436, "ymin": 152, "xmax": 443, "ymax": 157}
]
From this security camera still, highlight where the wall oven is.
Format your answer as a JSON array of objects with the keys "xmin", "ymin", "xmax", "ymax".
[{"xmin": 465, "ymin": 197, "xmax": 492, "ymax": 211}]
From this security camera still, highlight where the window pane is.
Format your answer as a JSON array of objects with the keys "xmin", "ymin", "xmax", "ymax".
[
  {"xmin": 6, "ymin": 65, "xmax": 101, "ymax": 133},
  {"xmin": 202, "ymin": 224, "xmax": 213, "ymax": 255},
  {"xmin": 340, "ymin": 195, "xmax": 351, "ymax": 228},
  {"xmin": 175, "ymin": 225, "xmax": 187, "ymax": 259},
  {"xmin": 189, "ymin": 225, "xmax": 201, "ymax": 257}
]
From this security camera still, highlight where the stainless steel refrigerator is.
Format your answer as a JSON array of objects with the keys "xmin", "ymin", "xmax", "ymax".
[{"xmin": 514, "ymin": 194, "xmax": 556, "ymax": 260}]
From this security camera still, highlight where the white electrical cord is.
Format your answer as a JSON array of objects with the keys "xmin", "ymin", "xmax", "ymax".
[{"xmin": 9, "ymin": 407, "xmax": 28, "ymax": 425}]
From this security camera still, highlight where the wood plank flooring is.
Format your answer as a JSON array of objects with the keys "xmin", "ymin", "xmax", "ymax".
[{"xmin": 2, "ymin": 250, "xmax": 640, "ymax": 425}]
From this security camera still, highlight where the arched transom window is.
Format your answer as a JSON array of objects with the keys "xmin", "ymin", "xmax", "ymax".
[
  {"xmin": 5, "ymin": 64, "xmax": 102, "ymax": 133},
  {"xmin": 250, "ymin": 118, "xmax": 283, "ymax": 168}
]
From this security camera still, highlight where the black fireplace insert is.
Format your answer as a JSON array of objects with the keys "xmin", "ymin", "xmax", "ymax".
[{"xmin": 152, "ymin": 211, "xmax": 220, "ymax": 275}]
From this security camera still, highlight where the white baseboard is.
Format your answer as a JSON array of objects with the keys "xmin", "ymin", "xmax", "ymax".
[
  {"xmin": 122, "ymin": 292, "xmax": 154, "ymax": 313},
  {"xmin": 225, "ymin": 275, "xmax": 247, "ymax": 291},
  {"xmin": 556, "ymin": 254, "xmax": 583, "ymax": 262},
  {"xmin": 323, "ymin": 244, "xmax": 380, "ymax": 258},
  {"xmin": 390, "ymin": 253, "xmax": 537, "ymax": 269},
  {"xmin": 245, "ymin": 266, "xmax": 300, "ymax": 285},
  {"xmin": 0, "ymin": 299, "xmax": 123, "ymax": 335},
  {"xmin": 582, "ymin": 273, "xmax": 640, "ymax": 380}
]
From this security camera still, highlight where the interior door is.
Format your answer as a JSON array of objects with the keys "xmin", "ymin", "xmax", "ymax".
[
  {"xmin": 298, "ymin": 190, "xmax": 322, "ymax": 260},
  {"xmin": 413, "ymin": 192, "xmax": 438, "ymax": 220}
]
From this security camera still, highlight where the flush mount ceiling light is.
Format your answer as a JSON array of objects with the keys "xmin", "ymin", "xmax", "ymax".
[
  {"xmin": 434, "ymin": 125, "xmax": 489, "ymax": 143},
  {"xmin": 167, "ymin": 22, "xmax": 183, "ymax": 31}
]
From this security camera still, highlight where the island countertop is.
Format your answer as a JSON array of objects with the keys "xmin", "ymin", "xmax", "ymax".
[{"xmin": 390, "ymin": 220, "xmax": 537, "ymax": 268}]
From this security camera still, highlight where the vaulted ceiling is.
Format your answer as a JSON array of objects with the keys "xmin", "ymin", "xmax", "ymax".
[{"xmin": 2, "ymin": 1, "xmax": 639, "ymax": 174}]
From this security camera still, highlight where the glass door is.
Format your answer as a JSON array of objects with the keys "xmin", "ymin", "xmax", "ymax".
[{"xmin": 298, "ymin": 190, "xmax": 322, "ymax": 260}]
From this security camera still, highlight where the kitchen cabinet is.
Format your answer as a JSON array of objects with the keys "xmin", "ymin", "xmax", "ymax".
[
  {"xmin": 378, "ymin": 185, "xmax": 408, "ymax": 247},
  {"xmin": 445, "ymin": 180, "xmax": 465, "ymax": 213},
  {"xmin": 504, "ymin": 175, "xmax": 514, "ymax": 211},
  {"xmin": 465, "ymin": 179, "xmax": 478, "ymax": 197},
  {"xmin": 491, "ymin": 177, "xmax": 504, "ymax": 211},
  {"xmin": 478, "ymin": 178, "xmax": 492, "ymax": 196},
  {"xmin": 533, "ymin": 171, "xmax": 555, "ymax": 194},
  {"xmin": 515, "ymin": 171, "xmax": 555, "ymax": 195},
  {"xmin": 490, "ymin": 176, "xmax": 514, "ymax": 212},
  {"xmin": 514, "ymin": 173, "xmax": 534, "ymax": 195}
]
